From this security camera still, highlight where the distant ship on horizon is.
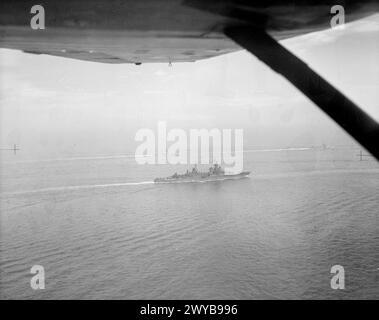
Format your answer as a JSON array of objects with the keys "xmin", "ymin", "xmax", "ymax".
[{"xmin": 154, "ymin": 164, "xmax": 250, "ymax": 183}]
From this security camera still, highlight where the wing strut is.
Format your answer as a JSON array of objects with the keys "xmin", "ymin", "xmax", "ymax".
[{"xmin": 224, "ymin": 26, "xmax": 379, "ymax": 160}]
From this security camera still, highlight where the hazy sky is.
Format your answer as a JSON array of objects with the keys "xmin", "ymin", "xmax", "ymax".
[{"xmin": 1, "ymin": 14, "xmax": 379, "ymax": 160}]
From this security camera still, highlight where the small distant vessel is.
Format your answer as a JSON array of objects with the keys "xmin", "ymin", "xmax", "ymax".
[{"xmin": 154, "ymin": 164, "xmax": 250, "ymax": 183}]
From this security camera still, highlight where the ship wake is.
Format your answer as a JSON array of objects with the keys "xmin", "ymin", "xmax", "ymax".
[{"xmin": 1, "ymin": 181, "xmax": 155, "ymax": 196}]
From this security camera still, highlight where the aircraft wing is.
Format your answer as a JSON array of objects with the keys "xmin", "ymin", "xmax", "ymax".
[{"xmin": 0, "ymin": 0, "xmax": 378, "ymax": 64}]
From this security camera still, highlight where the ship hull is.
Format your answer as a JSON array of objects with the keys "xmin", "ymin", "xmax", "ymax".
[{"xmin": 154, "ymin": 171, "xmax": 250, "ymax": 184}]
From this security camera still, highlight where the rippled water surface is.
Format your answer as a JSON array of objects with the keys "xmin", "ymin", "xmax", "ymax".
[{"xmin": 1, "ymin": 149, "xmax": 378, "ymax": 299}]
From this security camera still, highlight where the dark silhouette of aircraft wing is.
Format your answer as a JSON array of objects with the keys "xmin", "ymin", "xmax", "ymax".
[{"xmin": 1, "ymin": 0, "xmax": 377, "ymax": 64}]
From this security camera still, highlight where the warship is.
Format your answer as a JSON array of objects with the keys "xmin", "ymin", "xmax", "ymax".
[{"xmin": 154, "ymin": 164, "xmax": 250, "ymax": 183}]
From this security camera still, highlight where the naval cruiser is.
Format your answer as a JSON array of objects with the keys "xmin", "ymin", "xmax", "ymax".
[{"xmin": 154, "ymin": 164, "xmax": 250, "ymax": 183}]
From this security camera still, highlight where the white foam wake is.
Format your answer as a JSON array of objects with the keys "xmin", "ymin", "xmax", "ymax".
[{"xmin": 2, "ymin": 181, "xmax": 155, "ymax": 196}]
